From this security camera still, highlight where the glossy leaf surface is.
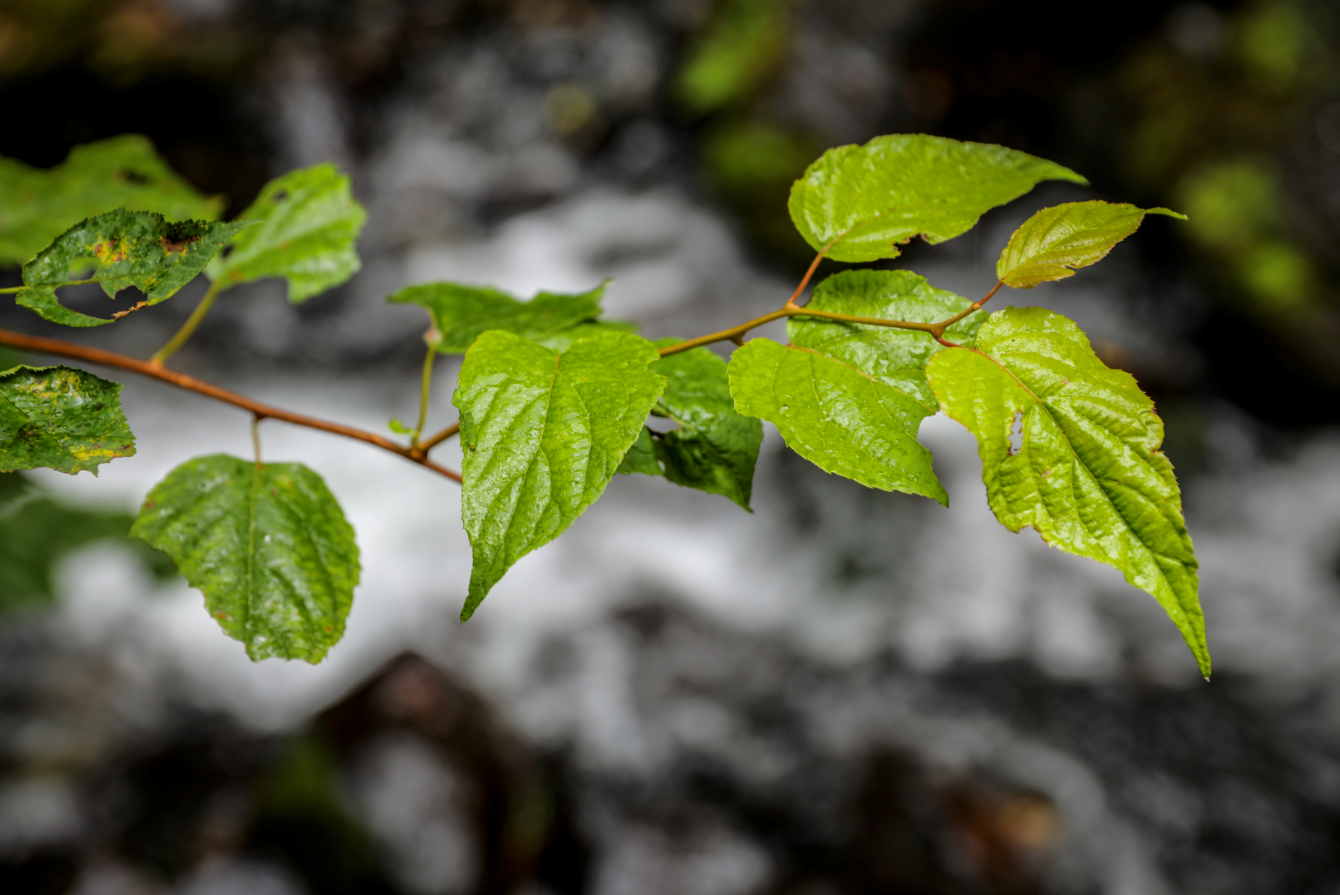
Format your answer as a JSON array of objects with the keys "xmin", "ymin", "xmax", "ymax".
[
  {"xmin": 997, "ymin": 201, "xmax": 1186, "ymax": 288},
  {"xmin": 207, "ymin": 164, "xmax": 366, "ymax": 302},
  {"xmin": 791, "ymin": 270, "xmax": 984, "ymax": 406},
  {"xmin": 729, "ymin": 338, "xmax": 947, "ymax": 505},
  {"xmin": 453, "ymin": 331, "xmax": 665, "ymax": 619},
  {"xmin": 0, "ymin": 135, "xmax": 223, "ymax": 266},
  {"xmin": 391, "ymin": 281, "xmax": 607, "ymax": 354},
  {"xmin": 634, "ymin": 344, "xmax": 762, "ymax": 510},
  {"xmin": 0, "ymin": 365, "xmax": 135, "ymax": 475},
  {"xmin": 533, "ymin": 319, "xmax": 640, "ymax": 352},
  {"xmin": 17, "ymin": 210, "xmax": 254, "ymax": 326},
  {"xmin": 925, "ymin": 307, "xmax": 1208, "ymax": 675},
  {"xmin": 131, "ymin": 455, "xmax": 359, "ymax": 663},
  {"xmin": 788, "ymin": 134, "xmax": 1086, "ymax": 263}
]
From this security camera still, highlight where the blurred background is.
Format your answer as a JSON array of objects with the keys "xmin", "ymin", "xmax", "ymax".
[{"xmin": 2, "ymin": 0, "xmax": 1340, "ymax": 892}]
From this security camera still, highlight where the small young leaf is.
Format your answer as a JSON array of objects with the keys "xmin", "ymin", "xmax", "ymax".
[
  {"xmin": 453, "ymin": 331, "xmax": 666, "ymax": 619},
  {"xmin": 390, "ymin": 281, "xmax": 608, "ymax": 354},
  {"xmin": 206, "ymin": 164, "xmax": 367, "ymax": 302},
  {"xmin": 925, "ymin": 307, "xmax": 1209, "ymax": 676},
  {"xmin": 996, "ymin": 201, "xmax": 1187, "ymax": 288},
  {"xmin": 646, "ymin": 344, "xmax": 762, "ymax": 511},
  {"xmin": 617, "ymin": 427, "xmax": 662, "ymax": 476},
  {"xmin": 131, "ymin": 455, "xmax": 360, "ymax": 663},
  {"xmin": 17, "ymin": 210, "xmax": 255, "ymax": 326},
  {"xmin": 0, "ymin": 365, "xmax": 135, "ymax": 475},
  {"xmin": 388, "ymin": 417, "xmax": 414, "ymax": 435},
  {"xmin": 791, "ymin": 270, "xmax": 985, "ymax": 405},
  {"xmin": 729, "ymin": 338, "xmax": 947, "ymax": 505},
  {"xmin": 0, "ymin": 135, "xmax": 224, "ymax": 266},
  {"xmin": 788, "ymin": 134, "xmax": 1087, "ymax": 263}
]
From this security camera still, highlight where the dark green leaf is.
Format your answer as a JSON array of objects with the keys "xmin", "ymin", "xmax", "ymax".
[
  {"xmin": 390, "ymin": 280, "xmax": 608, "ymax": 354},
  {"xmin": 790, "ymin": 270, "xmax": 985, "ymax": 406},
  {"xmin": 0, "ymin": 135, "xmax": 224, "ymax": 266},
  {"xmin": 925, "ymin": 307, "xmax": 1209, "ymax": 676},
  {"xmin": 17, "ymin": 210, "xmax": 255, "ymax": 325},
  {"xmin": 453, "ymin": 331, "xmax": 665, "ymax": 619},
  {"xmin": 645, "ymin": 344, "xmax": 762, "ymax": 510},
  {"xmin": 617, "ymin": 427, "xmax": 662, "ymax": 476},
  {"xmin": 207, "ymin": 164, "xmax": 367, "ymax": 302},
  {"xmin": 131, "ymin": 455, "xmax": 360, "ymax": 663},
  {"xmin": 0, "ymin": 365, "xmax": 135, "ymax": 475},
  {"xmin": 729, "ymin": 339, "xmax": 947, "ymax": 505},
  {"xmin": 788, "ymin": 134, "xmax": 1087, "ymax": 263},
  {"xmin": 0, "ymin": 472, "xmax": 171, "ymax": 616},
  {"xmin": 997, "ymin": 201, "xmax": 1186, "ymax": 288}
]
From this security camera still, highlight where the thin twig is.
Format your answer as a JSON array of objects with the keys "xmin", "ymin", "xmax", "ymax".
[
  {"xmin": 410, "ymin": 341, "xmax": 437, "ymax": 448},
  {"xmin": 417, "ymin": 422, "xmax": 460, "ymax": 453},
  {"xmin": 0, "ymin": 327, "xmax": 463, "ymax": 484},
  {"xmin": 151, "ymin": 278, "xmax": 224, "ymax": 366}
]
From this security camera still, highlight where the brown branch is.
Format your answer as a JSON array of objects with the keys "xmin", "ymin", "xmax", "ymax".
[
  {"xmin": 0, "ymin": 327, "xmax": 463, "ymax": 484},
  {"xmin": 417, "ymin": 422, "xmax": 460, "ymax": 453}
]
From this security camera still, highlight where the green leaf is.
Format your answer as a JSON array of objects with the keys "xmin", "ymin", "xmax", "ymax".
[
  {"xmin": 387, "ymin": 417, "xmax": 414, "ymax": 436},
  {"xmin": 997, "ymin": 201, "xmax": 1187, "ymax": 288},
  {"xmin": 788, "ymin": 134, "xmax": 1087, "ymax": 263},
  {"xmin": 924, "ymin": 307, "xmax": 1208, "ymax": 676},
  {"xmin": 533, "ymin": 319, "xmax": 640, "ymax": 352},
  {"xmin": 453, "ymin": 331, "xmax": 666, "ymax": 619},
  {"xmin": 729, "ymin": 338, "xmax": 947, "ymax": 505},
  {"xmin": 0, "ymin": 135, "xmax": 224, "ymax": 266},
  {"xmin": 790, "ymin": 269, "xmax": 985, "ymax": 406},
  {"xmin": 130, "ymin": 455, "xmax": 360, "ymax": 663},
  {"xmin": 16, "ymin": 210, "xmax": 255, "ymax": 326},
  {"xmin": 206, "ymin": 164, "xmax": 367, "ymax": 302},
  {"xmin": 390, "ymin": 280, "xmax": 608, "ymax": 354},
  {"xmin": 0, "ymin": 365, "xmax": 135, "ymax": 475},
  {"xmin": 644, "ymin": 344, "xmax": 762, "ymax": 510},
  {"xmin": 617, "ymin": 427, "xmax": 662, "ymax": 476}
]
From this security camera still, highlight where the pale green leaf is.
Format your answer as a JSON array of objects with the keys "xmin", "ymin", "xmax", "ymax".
[
  {"xmin": 387, "ymin": 417, "xmax": 414, "ymax": 435},
  {"xmin": 0, "ymin": 365, "xmax": 135, "ymax": 475},
  {"xmin": 0, "ymin": 135, "xmax": 224, "ymax": 266},
  {"xmin": 617, "ymin": 427, "xmax": 662, "ymax": 476},
  {"xmin": 788, "ymin": 134, "xmax": 1087, "ymax": 263},
  {"xmin": 131, "ymin": 455, "xmax": 360, "ymax": 663},
  {"xmin": 790, "ymin": 269, "xmax": 985, "ymax": 406},
  {"xmin": 728, "ymin": 338, "xmax": 947, "ymax": 505},
  {"xmin": 16, "ymin": 210, "xmax": 255, "ymax": 326},
  {"xmin": 641, "ymin": 344, "xmax": 762, "ymax": 510},
  {"xmin": 207, "ymin": 164, "xmax": 366, "ymax": 302},
  {"xmin": 390, "ymin": 280, "xmax": 609, "ymax": 354},
  {"xmin": 453, "ymin": 331, "xmax": 665, "ymax": 619},
  {"xmin": 925, "ymin": 307, "xmax": 1209, "ymax": 676},
  {"xmin": 997, "ymin": 201, "xmax": 1187, "ymax": 288}
]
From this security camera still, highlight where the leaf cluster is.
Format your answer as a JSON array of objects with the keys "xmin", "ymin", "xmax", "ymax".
[{"xmin": 0, "ymin": 132, "xmax": 1210, "ymax": 677}]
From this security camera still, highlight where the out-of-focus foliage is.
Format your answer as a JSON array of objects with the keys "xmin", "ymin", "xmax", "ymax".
[
  {"xmin": 0, "ymin": 471, "xmax": 170, "ymax": 615},
  {"xmin": 1116, "ymin": 0, "xmax": 1340, "ymax": 369},
  {"xmin": 675, "ymin": 0, "xmax": 791, "ymax": 115}
]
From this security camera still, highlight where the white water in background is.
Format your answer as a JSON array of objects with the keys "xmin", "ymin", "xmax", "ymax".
[{"xmin": 24, "ymin": 187, "xmax": 1340, "ymax": 743}]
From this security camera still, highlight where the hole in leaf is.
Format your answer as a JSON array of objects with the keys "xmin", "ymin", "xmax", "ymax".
[
  {"xmin": 1008, "ymin": 410, "xmax": 1024, "ymax": 456},
  {"xmin": 272, "ymin": 189, "xmax": 289, "ymax": 202},
  {"xmin": 121, "ymin": 169, "xmax": 150, "ymax": 185}
]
